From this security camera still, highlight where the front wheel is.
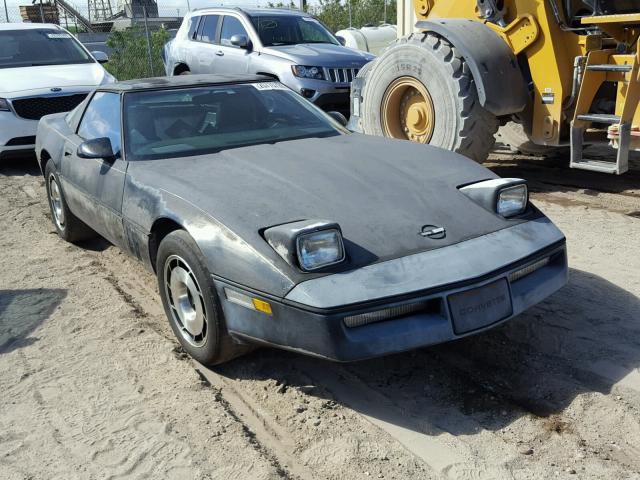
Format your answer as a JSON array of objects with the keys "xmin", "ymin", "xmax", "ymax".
[
  {"xmin": 359, "ymin": 32, "xmax": 499, "ymax": 163},
  {"xmin": 156, "ymin": 230, "xmax": 249, "ymax": 366}
]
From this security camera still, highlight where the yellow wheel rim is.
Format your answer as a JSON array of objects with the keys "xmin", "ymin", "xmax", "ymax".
[{"xmin": 381, "ymin": 76, "xmax": 435, "ymax": 144}]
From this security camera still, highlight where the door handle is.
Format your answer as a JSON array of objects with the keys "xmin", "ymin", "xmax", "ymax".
[{"xmin": 216, "ymin": 50, "xmax": 224, "ymax": 56}]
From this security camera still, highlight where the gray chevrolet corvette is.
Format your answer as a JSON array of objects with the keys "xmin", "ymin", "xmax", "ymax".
[{"xmin": 35, "ymin": 74, "xmax": 568, "ymax": 365}]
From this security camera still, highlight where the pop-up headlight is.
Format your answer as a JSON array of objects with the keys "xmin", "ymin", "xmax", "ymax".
[
  {"xmin": 460, "ymin": 178, "xmax": 528, "ymax": 218},
  {"xmin": 264, "ymin": 220, "xmax": 345, "ymax": 272}
]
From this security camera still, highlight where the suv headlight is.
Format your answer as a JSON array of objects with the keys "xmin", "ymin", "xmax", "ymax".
[
  {"xmin": 497, "ymin": 184, "xmax": 528, "ymax": 218},
  {"xmin": 291, "ymin": 65, "xmax": 325, "ymax": 80},
  {"xmin": 297, "ymin": 229, "xmax": 345, "ymax": 271},
  {"xmin": 0, "ymin": 98, "xmax": 10, "ymax": 111}
]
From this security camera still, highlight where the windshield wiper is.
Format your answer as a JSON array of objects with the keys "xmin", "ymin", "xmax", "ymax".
[{"xmin": 264, "ymin": 41, "xmax": 298, "ymax": 46}]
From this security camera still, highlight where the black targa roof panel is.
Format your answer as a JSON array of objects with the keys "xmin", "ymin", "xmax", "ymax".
[{"xmin": 98, "ymin": 74, "xmax": 273, "ymax": 93}]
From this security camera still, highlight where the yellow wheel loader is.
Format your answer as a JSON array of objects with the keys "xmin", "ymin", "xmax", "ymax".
[{"xmin": 349, "ymin": 1, "xmax": 640, "ymax": 174}]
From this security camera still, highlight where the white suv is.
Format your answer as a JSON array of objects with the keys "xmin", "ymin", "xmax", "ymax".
[
  {"xmin": 163, "ymin": 8, "xmax": 375, "ymax": 115},
  {"xmin": 0, "ymin": 23, "xmax": 115, "ymax": 161}
]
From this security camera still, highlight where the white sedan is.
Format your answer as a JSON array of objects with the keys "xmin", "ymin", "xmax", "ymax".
[{"xmin": 0, "ymin": 23, "xmax": 115, "ymax": 161}]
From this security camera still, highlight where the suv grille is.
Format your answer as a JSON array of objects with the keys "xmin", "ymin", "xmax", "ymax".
[
  {"xmin": 325, "ymin": 68, "xmax": 359, "ymax": 83},
  {"xmin": 11, "ymin": 94, "xmax": 87, "ymax": 120}
]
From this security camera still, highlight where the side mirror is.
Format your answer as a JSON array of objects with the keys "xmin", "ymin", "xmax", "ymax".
[
  {"xmin": 230, "ymin": 34, "xmax": 250, "ymax": 49},
  {"xmin": 336, "ymin": 35, "xmax": 346, "ymax": 46},
  {"xmin": 77, "ymin": 137, "xmax": 116, "ymax": 160},
  {"xmin": 327, "ymin": 111, "xmax": 348, "ymax": 127},
  {"xmin": 91, "ymin": 50, "xmax": 109, "ymax": 64}
]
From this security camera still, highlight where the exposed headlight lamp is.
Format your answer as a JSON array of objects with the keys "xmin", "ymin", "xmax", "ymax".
[
  {"xmin": 497, "ymin": 184, "xmax": 528, "ymax": 217},
  {"xmin": 297, "ymin": 228, "xmax": 344, "ymax": 271}
]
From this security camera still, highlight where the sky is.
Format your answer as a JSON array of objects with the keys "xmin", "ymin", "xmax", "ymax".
[{"xmin": 2, "ymin": 0, "xmax": 313, "ymax": 18}]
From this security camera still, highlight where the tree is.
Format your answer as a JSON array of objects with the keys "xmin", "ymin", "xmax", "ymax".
[
  {"xmin": 105, "ymin": 27, "xmax": 169, "ymax": 81},
  {"xmin": 310, "ymin": 0, "xmax": 395, "ymax": 32}
]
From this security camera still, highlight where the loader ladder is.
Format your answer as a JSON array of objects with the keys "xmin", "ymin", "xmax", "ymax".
[{"xmin": 570, "ymin": 14, "xmax": 640, "ymax": 174}]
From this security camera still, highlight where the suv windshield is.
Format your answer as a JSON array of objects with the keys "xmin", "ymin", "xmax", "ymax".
[
  {"xmin": 250, "ymin": 15, "xmax": 339, "ymax": 46},
  {"xmin": 123, "ymin": 83, "xmax": 345, "ymax": 161},
  {"xmin": 0, "ymin": 29, "xmax": 93, "ymax": 69}
]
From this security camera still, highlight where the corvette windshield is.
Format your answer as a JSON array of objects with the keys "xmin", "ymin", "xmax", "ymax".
[
  {"xmin": 0, "ymin": 29, "xmax": 93, "ymax": 69},
  {"xmin": 250, "ymin": 15, "xmax": 339, "ymax": 46},
  {"xmin": 123, "ymin": 83, "xmax": 345, "ymax": 161}
]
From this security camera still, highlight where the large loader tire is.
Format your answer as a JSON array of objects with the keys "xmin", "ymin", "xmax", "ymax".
[
  {"xmin": 496, "ymin": 121, "xmax": 569, "ymax": 156},
  {"xmin": 360, "ymin": 32, "xmax": 498, "ymax": 163}
]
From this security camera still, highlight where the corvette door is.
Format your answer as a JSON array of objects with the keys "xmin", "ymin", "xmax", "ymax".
[{"xmin": 60, "ymin": 91, "xmax": 127, "ymax": 247}]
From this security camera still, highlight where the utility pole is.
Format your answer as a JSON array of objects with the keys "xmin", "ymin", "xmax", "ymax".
[
  {"xmin": 4, "ymin": 0, "xmax": 9, "ymax": 22},
  {"xmin": 348, "ymin": 0, "xmax": 352, "ymax": 28}
]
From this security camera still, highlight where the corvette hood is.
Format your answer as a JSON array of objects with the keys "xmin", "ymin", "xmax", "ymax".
[
  {"xmin": 135, "ymin": 135, "xmax": 530, "ymax": 269},
  {"xmin": 0, "ymin": 63, "xmax": 112, "ymax": 97},
  {"xmin": 262, "ymin": 43, "xmax": 374, "ymax": 67}
]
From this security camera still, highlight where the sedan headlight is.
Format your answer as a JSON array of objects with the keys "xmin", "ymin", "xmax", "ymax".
[
  {"xmin": 291, "ymin": 65, "xmax": 325, "ymax": 80},
  {"xmin": 0, "ymin": 98, "xmax": 10, "ymax": 111},
  {"xmin": 297, "ymin": 229, "xmax": 345, "ymax": 271},
  {"xmin": 497, "ymin": 184, "xmax": 528, "ymax": 218}
]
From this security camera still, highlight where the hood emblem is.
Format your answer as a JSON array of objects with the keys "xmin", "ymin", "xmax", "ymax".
[
  {"xmin": 420, "ymin": 225, "xmax": 446, "ymax": 239},
  {"xmin": 50, "ymin": 87, "xmax": 62, "ymax": 92}
]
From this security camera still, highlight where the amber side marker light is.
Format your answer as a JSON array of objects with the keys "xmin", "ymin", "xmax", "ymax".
[{"xmin": 224, "ymin": 288, "xmax": 273, "ymax": 316}]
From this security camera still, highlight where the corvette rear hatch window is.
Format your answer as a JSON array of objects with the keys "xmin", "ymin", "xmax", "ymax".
[{"xmin": 123, "ymin": 83, "xmax": 344, "ymax": 161}]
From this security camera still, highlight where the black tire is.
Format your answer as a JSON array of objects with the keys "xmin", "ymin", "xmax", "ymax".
[
  {"xmin": 156, "ymin": 230, "xmax": 250, "ymax": 366},
  {"xmin": 495, "ymin": 121, "xmax": 569, "ymax": 156},
  {"xmin": 360, "ymin": 32, "xmax": 499, "ymax": 163},
  {"xmin": 44, "ymin": 161, "xmax": 95, "ymax": 243}
]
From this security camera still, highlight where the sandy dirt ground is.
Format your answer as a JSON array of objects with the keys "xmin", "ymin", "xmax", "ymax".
[{"xmin": 1, "ymin": 147, "xmax": 640, "ymax": 480}]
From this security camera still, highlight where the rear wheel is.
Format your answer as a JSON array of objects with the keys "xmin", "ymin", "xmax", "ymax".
[
  {"xmin": 157, "ymin": 230, "xmax": 249, "ymax": 366},
  {"xmin": 45, "ymin": 161, "xmax": 94, "ymax": 243},
  {"xmin": 360, "ymin": 32, "xmax": 499, "ymax": 163}
]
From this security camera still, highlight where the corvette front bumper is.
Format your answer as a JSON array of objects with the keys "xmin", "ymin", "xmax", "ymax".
[{"xmin": 214, "ymin": 218, "xmax": 568, "ymax": 362}]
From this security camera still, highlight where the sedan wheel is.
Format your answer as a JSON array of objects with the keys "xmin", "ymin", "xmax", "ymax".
[{"xmin": 164, "ymin": 254, "xmax": 208, "ymax": 347}]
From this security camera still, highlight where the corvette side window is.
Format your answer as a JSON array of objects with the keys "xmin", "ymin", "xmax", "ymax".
[{"xmin": 78, "ymin": 91, "xmax": 121, "ymax": 155}]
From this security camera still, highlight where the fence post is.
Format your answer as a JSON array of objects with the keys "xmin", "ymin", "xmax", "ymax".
[
  {"xmin": 142, "ymin": 6, "xmax": 154, "ymax": 77},
  {"xmin": 3, "ymin": 0, "xmax": 9, "ymax": 22},
  {"xmin": 39, "ymin": 0, "xmax": 45, "ymax": 22}
]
